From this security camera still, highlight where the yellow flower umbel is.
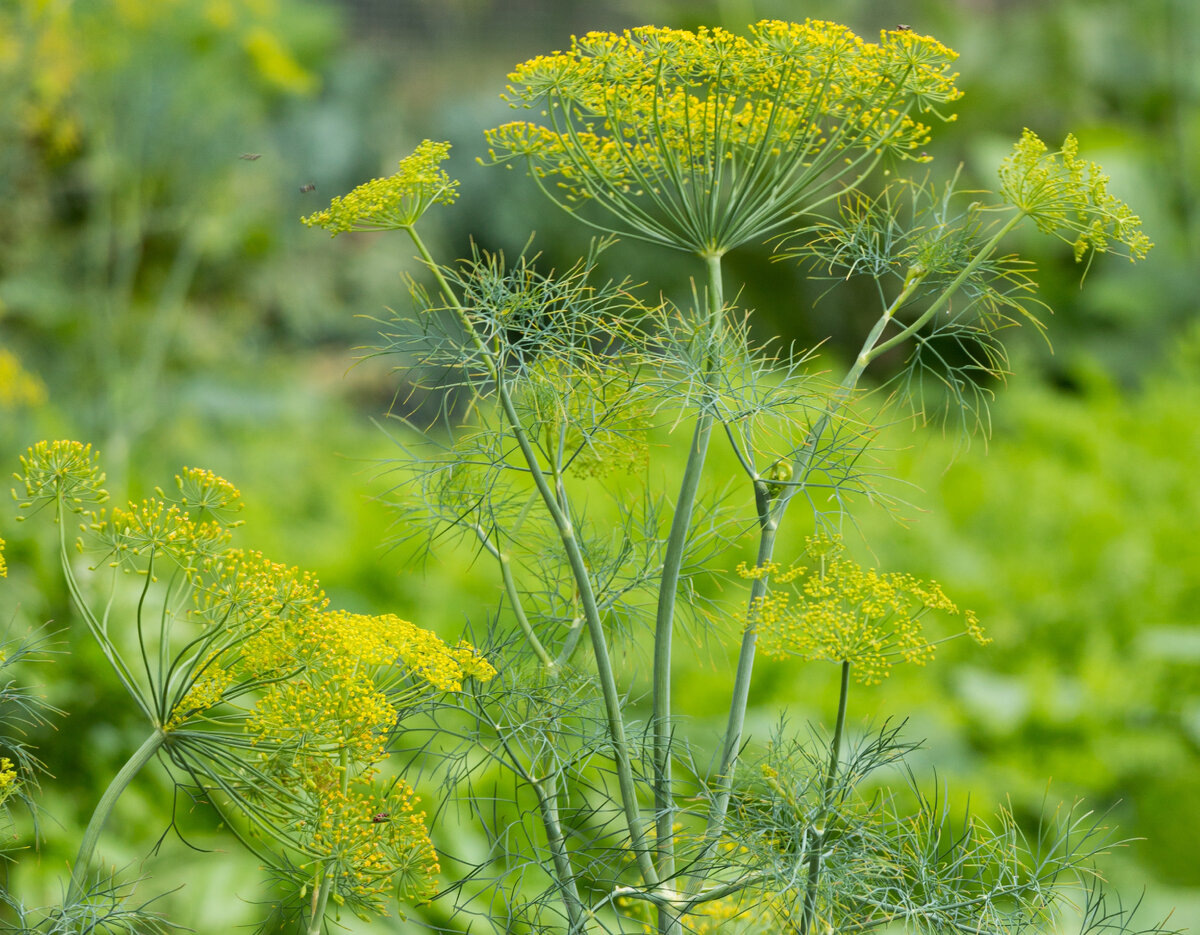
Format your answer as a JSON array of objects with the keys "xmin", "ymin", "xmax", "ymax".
[
  {"xmin": 12, "ymin": 441, "xmax": 496, "ymax": 927},
  {"xmin": 744, "ymin": 535, "xmax": 987, "ymax": 685},
  {"xmin": 485, "ymin": 21, "xmax": 962, "ymax": 254},
  {"xmin": 0, "ymin": 757, "xmax": 18, "ymax": 808},
  {"xmin": 302, "ymin": 140, "xmax": 460, "ymax": 235},
  {"xmin": 12, "ymin": 440, "xmax": 109, "ymax": 517},
  {"xmin": 999, "ymin": 129, "xmax": 1152, "ymax": 262}
]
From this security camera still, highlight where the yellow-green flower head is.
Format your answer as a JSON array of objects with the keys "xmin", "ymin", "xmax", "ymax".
[
  {"xmin": 485, "ymin": 21, "xmax": 962, "ymax": 254},
  {"xmin": 0, "ymin": 756, "xmax": 18, "ymax": 807},
  {"xmin": 12, "ymin": 441, "xmax": 482, "ymax": 923},
  {"xmin": 90, "ymin": 497, "xmax": 232, "ymax": 575},
  {"xmin": 295, "ymin": 768, "xmax": 440, "ymax": 911},
  {"xmin": 999, "ymin": 129, "xmax": 1152, "ymax": 262},
  {"xmin": 750, "ymin": 534, "xmax": 986, "ymax": 684},
  {"xmin": 192, "ymin": 548, "xmax": 328, "ymax": 644},
  {"xmin": 158, "ymin": 466, "xmax": 244, "ymax": 525},
  {"xmin": 12, "ymin": 440, "xmax": 109, "ymax": 515},
  {"xmin": 302, "ymin": 140, "xmax": 460, "ymax": 235}
]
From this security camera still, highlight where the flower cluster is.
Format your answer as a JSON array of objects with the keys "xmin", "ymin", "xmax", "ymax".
[
  {"xmin": 302, "ymin": 140, "xmax": 459, "ymax": 235},
  {"xmin": 89, "ymin": 498, "xmax": 233, "ymax": 576},
  {"xmin": 746, "ymin": 535, "xmax": 986, "ymax": 684},
  {"xmin": 12, "ymin": 440, "xmax": 108, "ymax": 516},
  {"xmin": 998, "ymin": 129, "xmax": 1152, "ymax": 261},
  {"xmin": 485, "ymin": 21, "xmax": 962, "ymax": 253},
  {"xmin": 0, "ymin": 757, "xmax": 17, "ymax": 808},
  {"xmin": 162, "ymin": 466, "xmax": 244, "ymax": 523},
  {"xmin": 295, "ymin": 764, "xmax": 441, "ymax": 911},
  {"xmin": 12, "ymin": 442, "xmax": 497, "ymax": 923}
]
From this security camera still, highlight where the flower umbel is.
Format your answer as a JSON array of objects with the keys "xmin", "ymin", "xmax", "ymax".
[
  {"xmin": 13, "ymin": 441, "xmax": 497, "ymax": 928},
  {"xmin": 998, "ymin": 129, "xmax": 1152, "ymax": 261},
  {"xmin": 485, "ymin": 21, "xmax": 962, "ymax": 253},
  {"xmin": 13, "ymin": 440, "xmax": 108, "ymax": 515},
  {"xmin": 302, "ymin": 140, "xmax": 459, "ymax": 235},
  {"xmin": 747, "ymin": 534, "xmax": 986, "ymax": 684}
]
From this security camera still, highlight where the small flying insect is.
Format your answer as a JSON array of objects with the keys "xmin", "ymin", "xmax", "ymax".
[
  {"xmin": 299, "ymin": 183, "xmax": 317, "ymax": 193},
  {"xmin": 371, "ymin": 812, "xmax": 391, "ymax": 823},
  {"xmin": 238, "ymin": 153, "xmax": 262, "ymax": 161},
  {"xmin": 896, "ymin": 23, "xmax": 912, "ymax": 30}
]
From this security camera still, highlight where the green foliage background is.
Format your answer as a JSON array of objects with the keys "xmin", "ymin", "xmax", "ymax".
[{"xmin": 0, "ymin": 0, "xmax": 1196, "ymax": 930}]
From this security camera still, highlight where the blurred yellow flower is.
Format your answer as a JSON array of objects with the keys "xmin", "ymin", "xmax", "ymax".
[{"xmin": 0, "ymin": 348, "xmax": 47, "ymax": 410}]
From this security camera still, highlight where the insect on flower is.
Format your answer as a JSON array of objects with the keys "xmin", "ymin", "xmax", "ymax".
[
  {"xmin": 372, "ymin": 812, "xmax": 391, "ymax": 823},
  {"xmin": 299, "ymin": 183, "xmax": 317, "ymax": 193},
  {"xmin": 897, "ymin": 23, "xmax": 912, "ymax": 30}
]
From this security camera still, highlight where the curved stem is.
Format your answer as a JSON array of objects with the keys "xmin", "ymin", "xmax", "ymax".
[
  {"xmin": 67, "ymin": 729, "xmax": 167, "ymax": 904},
  {"xmin": 653, "ymin": 252, "xmax": 725, "ymax": 917},
  {"xmin": 469, "ymin": 522, "xmax": 555, "ymax": 670},
  {"xmin": 56, "ymin": 509, "xmax": 155, "ymax": 722},
  {"xmin": 864, "ymin": 213, "xmax": 1023, "ymax": 364},
  {"xmin": 537, "ymin": 772, "xmax": 590, "ymax": 933},
  {"xmin": 403, "ymin": 224, "xmax": 659, "ymax": 888}
]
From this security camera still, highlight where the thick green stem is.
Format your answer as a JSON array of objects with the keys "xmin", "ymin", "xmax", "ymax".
[
  {"xmin": 68, "ymin": 729, "xmax": 167, "ymax": 904},
  {"xmin": 653, "ymin": 252, "xmax": 725, "ymax": 916},
  {"xmin": 403, "ymin": 225, "xmax": 659, "ymax": 888},
  {"xmin": 800, "ymin": 660, "xmax": 851, "ymax": 935}
]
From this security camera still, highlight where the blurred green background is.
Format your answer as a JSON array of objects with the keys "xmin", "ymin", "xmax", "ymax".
[{"xmin": 1, "ymin": 0, "xmax": 1197, "ymax": 930}]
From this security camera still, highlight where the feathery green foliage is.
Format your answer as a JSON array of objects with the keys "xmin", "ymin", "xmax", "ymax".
[{"xmin": 297, "ymin": 18, "xmax": 1161, "ymax": 934}]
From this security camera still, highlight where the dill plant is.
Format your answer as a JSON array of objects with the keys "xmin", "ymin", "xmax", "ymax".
[
  {"xmin": 2, "ymin": 441, "xmax": 495, "ymax": 933},
  {"xmin": 301, "ymin": 19, "xmax": 1161, "ymax": 935}
]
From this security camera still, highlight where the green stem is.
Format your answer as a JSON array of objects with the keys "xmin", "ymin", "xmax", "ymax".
[
  {"xmin": 863, "ymin": 213, "xmax": 1023, "ymax": 364},
  {"xmin": 56, "ymin": 511, "xmax": 155, "ymax": 723},
  {"xmin": 470, "ymin": 523, "xmax": 556, "ymax": 670},
  {"xmin": 308, "ymin": 876, "xmax": 334, "ymax": 935},
  {"xmin": 67, "ymin": 729, "xmax": 167, "ymax": 904},
  {"xmin": 483, "ymin": 702, "xmax": 589, "ymax": 931},
  {"xmin": 537, "ymin": 772, "xmax": 590, "ymax": 933},
  {"xmin": 800, "ymin": 660, "xmax": 851, "ymax": 935},
  {"xmin": 402, "ymin": 225, "xmax": 660, "ymax": 888},
  {"xmin": 653, "ymin": 252, "xmax": 725, "ymax": 915},
  {"xmin": 692, "ymin": 515, "xmax": 780, "ymax": 876},
  {"xmin": 701, "ymin": 210, "xmax": 1026, "ymax": 867}
]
